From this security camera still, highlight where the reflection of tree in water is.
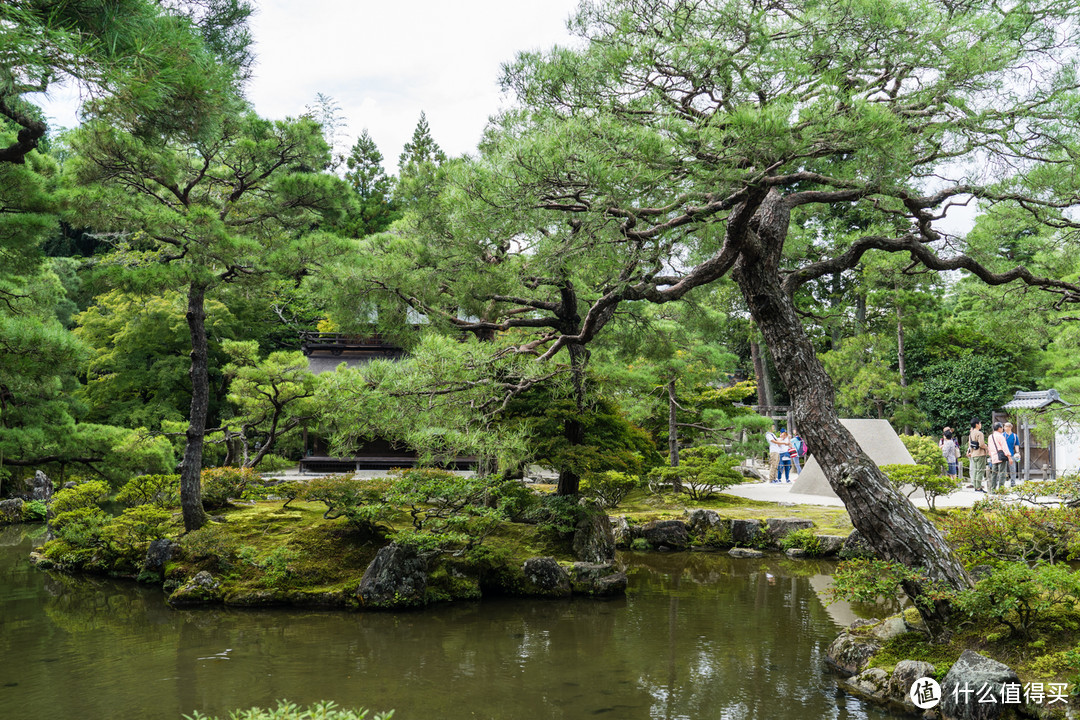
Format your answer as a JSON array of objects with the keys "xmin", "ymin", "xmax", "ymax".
[
  {"xmin": 618, "ymin": 552, "xmax": 868, "ymax": 720},
  {"xmin": 0, "ymin": 527, "xmax": 893, "ymax": 720}
]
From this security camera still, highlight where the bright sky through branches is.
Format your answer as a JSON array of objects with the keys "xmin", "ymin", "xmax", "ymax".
[{"xmin": 33, "ymin": 0, "xmax": 581, "ymax": 170}]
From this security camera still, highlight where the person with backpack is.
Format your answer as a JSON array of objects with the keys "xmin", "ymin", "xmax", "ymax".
[
  {"xmin": 988, "ymin": 421, "xmax": 1013, "ymax": 492},
  {"xmin": 941, "ymin": 429, "xmax": 960, "ymax": 481}
]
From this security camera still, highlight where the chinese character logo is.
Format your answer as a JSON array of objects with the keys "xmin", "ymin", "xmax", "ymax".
[{"xmin": 911, "ymin": 677, "xmax": 942, "ymax": 709}]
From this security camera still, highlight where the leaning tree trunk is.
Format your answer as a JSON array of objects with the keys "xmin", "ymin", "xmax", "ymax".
[
  {"xmin": 732, "ymin": 195, "xmax": 970, "ymax": 637},
  {"xmin": 180, "ymin": 280, "xmax": 210, "ymax": 532}
]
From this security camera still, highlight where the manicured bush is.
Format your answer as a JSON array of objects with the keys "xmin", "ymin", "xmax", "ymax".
[
  {"xmin": 298, "ymin": 474, "xmax": 392, "ymax": 536},
  {"xmin": 387, "ymin": 468, "xmax": 500, "ymax": 554},
  {"xmin": 200, "ymin": 467, "xmax": 260, "ymax": 509},
  {"xmin": 953, "ymin": 562, "xmax": 1080, "ymax": 640},
  {"xmin": 51, "ymin": 480, "xmax": 110, "ymax": 514},
  {"xmin": 880, "ymin": 463, "xmax": 960, "ymax": 510},
  {"xmin": 22, "ymin": 499, "xmax": 47, "ymax": 521},
  {"xmin": 117, "ymin": 473, "xmax": 180, "ymax": 508},
  {"xmin": 648, "ymin": 445, "xmax": 741, "ymax": 500},
  {"xmin": 941, "ymin": 498, "xmax": 1080, "ymax": 564},
  {"xmin": 580, "ymin": 470, "xmax": 640, "ymax": 508},
  {"xmin": 899, "ymin": 434, "xmax": 944, "ymax": 468},
  {"xmin": 99, "ymin": 505, "xmax": 175, "ymax": 565}
]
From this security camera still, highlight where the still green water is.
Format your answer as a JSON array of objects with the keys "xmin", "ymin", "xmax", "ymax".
[{"xmin": 0, "ymin": 525, "xmax": 898, "ymax": 720}]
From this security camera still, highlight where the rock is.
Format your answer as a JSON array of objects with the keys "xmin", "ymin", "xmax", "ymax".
[
  {"xmin": 785, "ymin": 547, "xmax": 807, "ymax": 558},
  {"xmin": 62, "ymin": 481, "xmax": 77, "ymax": 490},
  {"xmin": 168, "ymin": 571, "xmax": 222, "ymax": 606},
  {"xmin": 0, "ymin": 498, "xmax": 24, "ymax": 523},
  {"xmin": 570, "ymin": 562, "xmax": 627, "ymax": 597},
  {"xmin": 848, "ymin": 667, "xmax": 891, "ymax": 698},
  {"xmin": 839, "ymin": 529, "xmax": 878, "ymax": 559},
  {"xmin": 889, "ymin": 660, "xmax": 937, "ymax": 710},
  {"xmin": 940, "ymin": 650, "xmax": 1024, "ymax": 720},
  {"xmin": 572, "ymin": 510, "xmax": 616, "ymax": 563},
  {"xmin": 730, "ymin": 518, "xmax": 764, "ymax": 547},
  {"xmin": 735, "ymin": 465, "xmax": 768, "ymax": 482},
  {"xmin": 816, "ymin": 535, "xmax": 846, "ymax": 556},
  {"xmin": 143, "ymin": 539, "xmax": 179, "ymax": 572},
  {"xmin": 611, "ymin": 516, "xmax": 632, "ymax": 548},
  {"xmin": 825, "ymin": 631, "xmax": 881, "ymax": 676},
  {"xmin": 728, "ymin": 547, "xmax": 764, "ymax": 558},
  {"xmin": 869, "ymin": 614, "xmax": 909, "ymax": 642},
  {"xmin": 521, "ymin": 557, "xmax": 571, "ymax": 598},
  {"xmin": 686, "ymin": 509, "xmax": 723, "ymax": 536},
  {"xmin": 357, "ymin": 542, "xmax": 428, "ymax": 609},
  {"xmin": 765, "ymin": 517, "xmax": 815, "ymax": 544},
  {"xmin": 640, "ymin": 519, "xmax": 690, "ymax": 549},
  {"xmin": 29, "ymin": 470, "xmax": 53, "ymax": 502}
]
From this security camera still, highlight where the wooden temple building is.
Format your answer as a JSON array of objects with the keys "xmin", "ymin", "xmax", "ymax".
[
  {"xmin": 298, "ymin": 332, "xmax": 474, "ymax": 474},
  {"xmin": 996, "ymin": 389, "xmax": 1076, "ymax": 482}
]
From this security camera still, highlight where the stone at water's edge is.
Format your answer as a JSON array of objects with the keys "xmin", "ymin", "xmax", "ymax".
[
  {"xmin": 940, "ymin": 650, "xmax": 1025, "ymax": 720},
  {"xmin": 143, "ymin": 539, "xmax": 179, "ymax": 573},
  {"xmin": 357, "ymin": 542, "xmax": 428, "ymax": 609},
  {"xmin": 730, "ymin": 518, "xmax": 763, "ymax": 547},
  {"xmin": 685, "ymin": 509, "xmax": 723, "ymax": 536},
  {"xmin": 888, "ymin": 660, "xmax": 937, "ymax": 711},
  {"xmin": 765, "ymin": 517, "xmax": 815, "ymax": 543},
  {"xmin": 825, "ymin": 630, "xmax": 881, "ymax": 676},
  {"xmin": 611, "ymin": 515, "xmax": 632, "ymax": 548},
  {"xmin": 168, "ymin": 571, "xmax": 222, "ymax": 606},
  {"xmin": 838, "ymin": 529, "xmax": 878, "ymax": 560},
  {"xmin": 728, "ymin": 547, "xmax": 764, "ymax": 558},
  {"xmin": 816, "ymin": 535, "xmax": 846, "ymax": 556},
  {"xmin": 0, "ymin": 498, "xmax": 23, "ymax": 523},
  {"xmin": 639, "ymin": 519, "xmax": 690, "ymax": 549},
  {"xmin": 572, "ymin": 510, "xmax": 615, "ymax": 563},
  {"xmin": 522, "ymin": 557, "xmax": 571, "ymax": 598},
  {"xmin": 569, "ymin": 562, "xmax": 627, "ymax": 597}
]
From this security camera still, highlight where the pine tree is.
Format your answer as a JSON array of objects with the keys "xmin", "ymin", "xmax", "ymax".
[{"xmin": 344, "ymin": 130, "xmax": 398, "ymax": 235}]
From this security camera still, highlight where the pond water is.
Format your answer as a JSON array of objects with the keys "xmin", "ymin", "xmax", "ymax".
[{"xmin": 0, "ymin": 525, "xmax": 901, "ymax": 720}]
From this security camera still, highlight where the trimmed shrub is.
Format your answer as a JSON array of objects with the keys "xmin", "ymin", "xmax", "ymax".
[
  {"xmin": 200, "ymin": 467, "xmax": 259, "ymax": 509},
  {"xmin": 117, "ymin": 474, "xmax": 180, "ymax": 508},
  {"xmin": 580, "ymin": 470, "xmax": 640, "ymax": 508},
  {"xmin": 51, "ymin": 480, "xmax": 110, "ymax": 514}
]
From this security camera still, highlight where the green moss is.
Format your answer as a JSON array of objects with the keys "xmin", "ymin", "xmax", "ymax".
[{"xmin": 868, "ymin": 633, "xmax": 962, "ymax": 681}]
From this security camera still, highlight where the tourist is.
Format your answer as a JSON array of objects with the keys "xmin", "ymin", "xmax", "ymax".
[
  {"xmin": 777, "ymin": 430, "xmax": 793, "ymax": 483},
  {"xmin": 967, "ymin": 419, "xmax": 988, "ymax": 491},
  {"xmin": 783, "ymin": 430, "xmax": 802, "ymax": 474},
  {"xmin": 766, "ymin": 426, "xmax": 783, "ymax": 483},
  {"xmin": 941, "ymin": 429, "xmax": 960, "ymax": 481},
  {"xmin": 791, "ymin": 433, "xmax": 806, "ymax": 473},
  {"xmin": 987, "ymin": 421, "xmax": 1011, "ymax": 492},
  {"xmin": 1004, "ymin": 422, "xmax": 1020, "ymax": 486}
]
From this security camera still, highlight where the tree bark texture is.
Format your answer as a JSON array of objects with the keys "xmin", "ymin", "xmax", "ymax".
[
  {"xmin": 180, "ymin": 281, "xmax": 210, "ymax": 532},
  {"xmin": 750, "ymin": 341, "xmax": 768, "ymax": 409},
  {"xmin": 667, "ymin": 378, "xmax": 679, "ymax": 468},
  {"xmin": 731, "ymin": 191, "xmax": 969, "ymax": 634},
  {"xmin": 556, "ymin": 341, "xmax": 589, "ymax": 496}
]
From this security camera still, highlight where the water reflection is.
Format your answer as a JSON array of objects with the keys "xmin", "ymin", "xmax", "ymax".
[{"xmin": 0, "ymin": 527, "xmax": 897, "ymax": 720}]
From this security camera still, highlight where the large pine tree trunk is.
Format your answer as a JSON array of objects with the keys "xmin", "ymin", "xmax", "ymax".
[
  {"xmin": 180, "ymin": 280, "xmax": 210, "ymax": 532},
  {"xmin": 732, "ymin": 193, "xmax": 969, "ymax": 636},
  {"xmin": 556, "ymin": 342, "xmax": 589, "ymax": 496}
]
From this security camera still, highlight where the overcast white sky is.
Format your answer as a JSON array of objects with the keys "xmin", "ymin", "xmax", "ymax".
[{"xmin": 36, "ymin": 0, "xmax": 583, "ymax": 171}]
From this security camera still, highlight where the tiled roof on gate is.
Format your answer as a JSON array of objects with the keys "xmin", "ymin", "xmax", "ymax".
[{"xmin": 1002, "ymin": 389, "xmax": 1070, "ymax": 409}]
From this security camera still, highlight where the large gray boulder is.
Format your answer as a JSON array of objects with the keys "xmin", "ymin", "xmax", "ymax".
[
  {"xmin": 611, "ymin": 516, "xmax": 632, "ymax": 548},
  {"xmin": 357, "ymin": 542, "xmax": 429, "ymax": 609},
  {"xmin": 143, "ymin": 539, "xmax": 179, "ymax": 572},
  {"xmin": 572, "ymin": 510, "xmax": 615, "ymax": 563},
  {"xmin": 168, "ymin": 571, "xmax": 222, "ymax": 606},
  {"xmin": 522, "ymin": 557, "xmax": 571, "ymax": 598},
  {"xmin": 29, "ymin": 470, "xmax": 53, "ymax": 502},
  {"xmin": 686, "ymin": 509, "xmax": 723, "ymax": 537},
  {"xmin": 940, "ymin": 650, "xmax": 1024, "ymax": 720},
  {"xmin": 825, "ymin": 631, "xmax": 881, "ymax": 676},
  {"xmin": 730, "ymin": 518, "xmax": 764, "ymax": 547},
  {"xmin": 0, "ymin": 498, "xmax": 24, "ymax": 523},
  {"xmin": 839, "ymin": 529, "xmax": 878, "ymax": 559},
  {"xmin": 889, "ymin": 660, "xmax": 937, "ymax": 711},
  {"xmin": 569, "ymin": 562, "xmax": 627, "ymax": 597},
  {"xmin": 816, "ymin": 535, "xmax": 846, "ymax": 556},
  {"xmin": 765, "ymin": 517, "xmax": 815, "ymax": 544},
  {"xmin": 640, "ymin": 519, "xmax": 690, "ymax": 549}
]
